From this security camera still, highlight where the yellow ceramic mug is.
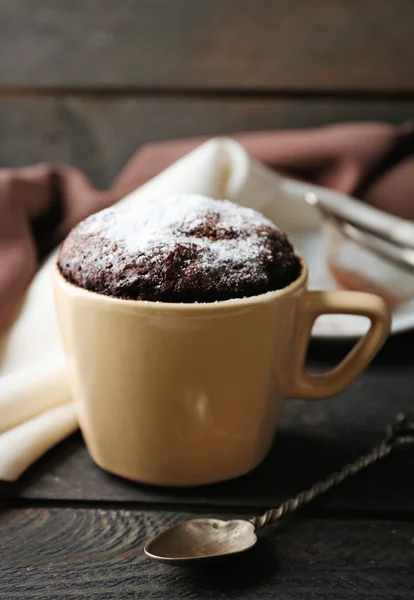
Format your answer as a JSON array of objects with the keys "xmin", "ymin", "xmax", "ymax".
[{"xmin": 53, "ymin": 257, "xmax": 390, "ymax": 486}]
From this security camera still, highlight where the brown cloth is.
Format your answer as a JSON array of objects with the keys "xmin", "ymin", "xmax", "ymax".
[{"xmin": 1, "ymin": 120, "xmax": 413, "ymax": 332}]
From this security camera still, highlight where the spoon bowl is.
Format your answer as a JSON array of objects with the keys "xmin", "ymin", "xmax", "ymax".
[{"xmin": 144, "ymin": 518, "xmax": 257, "ymax": 565}]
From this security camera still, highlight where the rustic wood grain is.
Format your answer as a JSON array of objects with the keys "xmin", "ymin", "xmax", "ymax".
[
  {"xmin": 0, "ymin": 97, "xmax": 412, "ymax": 187},
  {"xmin": 0, "ymin": 0, "xmax": 413, "ymax": 91},
  {"xmin": 0, "ymin": 508, "xmax": 412, "ymax": 599},
  {"xmin": 3, "ymin": 338, "xmax": 414, "ymax": 514}
]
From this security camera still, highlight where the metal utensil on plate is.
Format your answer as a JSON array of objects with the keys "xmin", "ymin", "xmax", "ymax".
[
  {"xmin": 305, "ymin": 192, "xmax": 414, "ymax": 274},
  {"xmin": 144, "ymin": 412, "xmax": 414, "ymax": 565}
]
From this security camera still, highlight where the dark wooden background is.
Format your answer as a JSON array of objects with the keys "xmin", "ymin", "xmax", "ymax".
[{"xmin": 1, "ymin": 1, "xmax": 414, "ymax": 598}]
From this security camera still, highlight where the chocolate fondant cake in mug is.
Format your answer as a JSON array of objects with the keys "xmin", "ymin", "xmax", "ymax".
[
  {"xmin": 58, "ymin": 194, "xmax": 301, "ymax": 302},
  {"xmin": 54, "ymin": 194, "xmax": 391, "ymax": 486}
]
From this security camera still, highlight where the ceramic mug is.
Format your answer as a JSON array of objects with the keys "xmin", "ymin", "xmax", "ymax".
[{"xmin": 53, "ymin": 256, "xmax": 390, "ymax": 486}]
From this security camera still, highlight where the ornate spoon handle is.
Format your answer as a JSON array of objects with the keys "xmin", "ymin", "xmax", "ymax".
[{"xmin": 252, "ymin": 412, "xmax": 414, "ymax": 530}]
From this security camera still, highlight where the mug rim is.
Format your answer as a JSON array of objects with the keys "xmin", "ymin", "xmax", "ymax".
[{"xmin": 53, "ymin": 253, "xmax": 308, "ymax": 314}]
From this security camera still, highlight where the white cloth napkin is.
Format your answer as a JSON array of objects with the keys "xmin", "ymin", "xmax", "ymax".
[{"xmin": 0, "ymin": 138, "xmax": 328, "ymax": 481}]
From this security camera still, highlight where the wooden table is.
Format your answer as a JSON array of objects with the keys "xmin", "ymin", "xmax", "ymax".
[{"xmin": 1, "ymin": 2, "xmax": 414, "ymax": 598}]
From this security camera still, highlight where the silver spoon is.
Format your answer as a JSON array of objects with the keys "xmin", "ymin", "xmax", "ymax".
[{"xmin": 144, "ymin": 412, "xmax": 414, "ymax": 565}]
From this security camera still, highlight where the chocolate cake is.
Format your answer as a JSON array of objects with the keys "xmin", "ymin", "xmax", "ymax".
[{"xmin": 58, "ymin": 194, "xmax": 301, "ymax": 303}]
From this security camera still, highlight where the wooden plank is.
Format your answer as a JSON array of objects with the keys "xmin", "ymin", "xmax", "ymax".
[
  {"xmin": 0, "ymin": 97, "xmax": 412, "ymax": 188},
  {"xmin": 3, "ymin": 334, "xmax": 414, "ymax": 513},
  {"xmin": 0, "ymin": 0, "xmax": 413, "ymax": 91},
  {"xmin": 0, "ymin": 508, "xmax": 413, "ymax": 599}
]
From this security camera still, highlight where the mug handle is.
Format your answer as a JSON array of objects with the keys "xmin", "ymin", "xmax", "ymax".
[{"xmin": 287, "ymin": 290, "xmax": 391, "ymax": 399}]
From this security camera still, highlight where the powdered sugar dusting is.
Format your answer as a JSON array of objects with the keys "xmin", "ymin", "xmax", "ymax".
[
  {"xmin": 78, "ymin": 194, "xmax": 279, "ymax": 274},
  {"xmin": 60, "ymin": 194, "xmax": 300, "ymax": 303}
]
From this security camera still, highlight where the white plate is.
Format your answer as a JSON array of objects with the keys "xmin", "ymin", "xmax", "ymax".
[{"xmin": 291, "ymin": 230, "xmax": 414, "ymax": 340}]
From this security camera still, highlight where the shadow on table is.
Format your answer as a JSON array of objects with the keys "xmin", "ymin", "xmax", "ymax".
[{"xmin": 169, "ymin": 534, "xmax": 279, "ymax": 592}]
